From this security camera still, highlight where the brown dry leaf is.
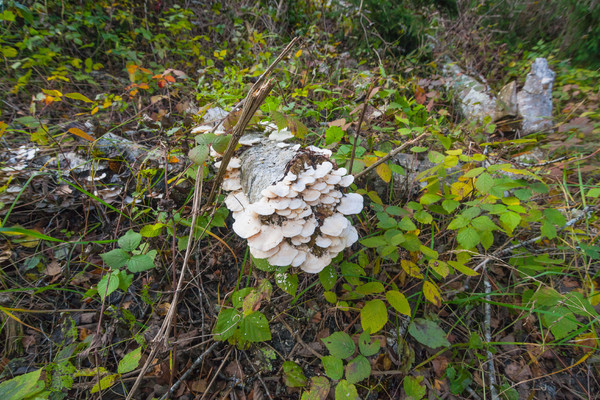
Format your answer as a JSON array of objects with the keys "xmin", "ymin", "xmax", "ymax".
[
  {"xmin": 432, "ymin": 357, "xmax": 449, "ymax": 377},
  {"xmin": 505, "ymin": 361, "xmax": 532, "ymax": 382},
  {"xmin": 45, "ymin": 261, "xmax": 62, "ymax": 277},
  {"xmin": 190, "ymin": 378, "xmax": 208, "ymax": 393},
  {"xmin": 224, "ymin": 360, "xmax": 244, "ymax": 381},
  {"xmin": 157, "ymin": 302, "xmax": 171, "ymax": 316}
]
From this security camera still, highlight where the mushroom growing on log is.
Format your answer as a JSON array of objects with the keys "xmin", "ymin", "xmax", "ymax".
[{"xmin": 219, "ymin": 136, "xmax": 363, "ymax": 273}]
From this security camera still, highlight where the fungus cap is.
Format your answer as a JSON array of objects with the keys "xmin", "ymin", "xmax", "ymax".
[
  {"xmin": 337, "ymin": 193, "xmax": 363, "ymax": 215},
  {"xmin": 320, "ymin": 213, "xmax": 349, "ymax": 237}
]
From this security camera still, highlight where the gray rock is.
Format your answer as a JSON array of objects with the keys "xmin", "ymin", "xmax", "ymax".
[
  {"xmin": 495, "ymin": 81, "xmax": 518, "ymax": 121},
  {"xmin": 517, "ymin": 58, "xmax": 555, "ymax": 134},
  {"xmin": 443, "ymin": 63, "xmax": 497, "ymax": 124}
]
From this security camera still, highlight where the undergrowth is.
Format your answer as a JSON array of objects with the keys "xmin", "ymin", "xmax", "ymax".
[{"xmin": 0, "ymin": 1, "xmax": 599, "ymax": 399}]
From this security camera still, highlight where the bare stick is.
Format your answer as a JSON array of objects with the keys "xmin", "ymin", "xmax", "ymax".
[
  {"xmin": 348, "ymin": 84, "xmax": 374, "ymax": 175},
  {"xmin": 484, "ymin": 272, "xmax": 499, "ymax": 400},
  {"xmin": 126, "ymin": 166, "xmax": 204, "ymax": 400},
  {"xmin": 158, "ymin": 342, "xmax": 220, "ymax": 400},
  {"xmin": 205, "ymin": 37, "xmax": 299, "ymax": 207},
  {"xmin": 353, "ymin": 131, "xmax": 430, "ymax": 180}
]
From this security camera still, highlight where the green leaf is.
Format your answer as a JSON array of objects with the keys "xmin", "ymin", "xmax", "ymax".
[
  {"xmin": 397, "ymin": 217, "xmax": 417, "ymax": 231},
  {"xmin": 340, "ymin": 262, "xmax": 365, "ymax": 286},
  {"xmin": 543, "ymin": 208, "xmax": 566, "ymax": 226},
  {"xmin": 386, "ymin": 290, "xmax": 411, "ymax": 316},
  {"xmin": 446, "ymin": 365, "xmax": 473, "ymax": 395},
  {"xmin": 358, "ymin": 331, "xmax": 380, "ymax": 357},
  {"xmin": 419, "ymin": 193, "xmax": 441, "ymax": 205},
  {"xmin": 240, "ymin": 312, "xmax": 271, "ymax": 342},
  {"xmin": 90, "ymin": 374, "xmax": 119, "ymax": 394},
  {"xmin": 475, "ymin": 172, "xmax": 494, "ymax": 194},
  {"xmin": 335, "ymin": 380, "xmax": 359, "ymax": 400},
  {"xmin": 283, "ymin": 361, "xmax": 307, "ymax": 388},
  {"xmin": 232, "ymin": 288, "xmax": 252, "ymax": 308},
  {"xmin": 319, "ymin": 265, "xmax": 337, "ymax": 291},
  {"xmin": 457, "ymin": 227, "xmax": 480, "ymax": 249},
  {"xmin": 0, "ymin": 368, "xmax": 44, "ymax": 400},
  {"xmin": 461, "ymin": 207, "xmax": 481, "ymax": 220},
  {"xmin": 345, "ymin": 355, "xmax": 371, "ymax": 384},
  {"xmin": 118, "ymin": 230, "xmax": 142, "ymax": 252},
  {"xmin": 212, "ymin": 135, "xmax": 231, "ymax": 154},
  {"xmin": 448, "ymin": 261, "xmax": 479, "ymax": 276},
  {"xmin": 325, "ymin": 126, "xmax": 345, "ymax": 145},
  {"xmin": 428, "ymin": 151, "xmax": 445, "ymax": 164},
  {"xmin": 586, "ymin": 188, "xmax": 600, "ymax": 198},
  {"xmin": 100, "ymin": 249, "xmax": 130, "ymax": 269},
  {"xmin": 1, "ymin": 46, "xmax": 17, "ymax": 58},
  {"xmin": 324, "ymin": 291, "xmax": 337, "ymax": 303},
  {"xmin": 447, "ymin": 215, "xmax": 468, "ymax": 230},
  {"xmin": 140, "ymin": 223, "xmax": 166, "ymax": 237},
  {"xmin": 360, "ymin": 299, "xmax": 387, "ymax": 333},
  {"xmin": 302, "ymin": 376, "xmax": 330, "ymax": 400},
  {"xmin": 542, "ymin": 308, "xmax": 578, "ymax": 339},
  {"xmin": 275, "ymin": 270, "xmax": 298, "ymax": 296},
  {"xmin": 117, "ymin": 271, "xmax": 133, "ymax": 292},
  {"xmin": 499, "ymin": 211, "xmax": 522, "ymax": 234},
  {"xmin": 480, "ymin": 230, "xmax": 494, "ymax": 250},
  {"xmin": 413, "ymin": 210, "xmax": 432, "ymax": 224},
  {"xmin": 126, "ymin": 254, "xmax": 155, "ymax": 273},
  {"xmin": 404, "ymin": 375, "xmax": 426, "ymax": 399},
  {"xmin": 408, "ymin": 318, "xmax": 450, "ymax": 349},
  {"xmin": 360, "ymin": 236, "xmax": 387, "ymax": 248},
  {"xmin": 471, "ymin": 215, "xmax": 499, "ymax": 232},
  {"xmin": 463, "ymin": 166, "xmax": 485, "ymax": 178},
  {"xmin": 118, "ymin": 347, "xmax": 142, "ymax": 374},
  {"xmin": 322, "ymin": 332, "xmax": 355, "ymax": 359},
  {"xmin": 541, "ymin": 221, "xmax": 557, "ymax": 239},
  {"xmin": 213, "ymin": 309, "xmax": 241, "ymax": 341},
  {"xmin": 322, "ymin": 355, "xmax": 344, "ymax": 380},
  {"xmin": 252, "ymin": 256, "xmax": 276, "ymax": 272},
  {"xmin": 98, "ymin": 272, "xmax": 119, "ymax": 301},
  {"xmin": 442, "ymin": 199, "xmax": 460, "ymax": 213},
  {"xmin": 356, "ymin": 282, "xmax": 384, "ymax": 295},
  {"xmin": 189, "ymin": 144, "xmax": 210, "ymax": 165}
]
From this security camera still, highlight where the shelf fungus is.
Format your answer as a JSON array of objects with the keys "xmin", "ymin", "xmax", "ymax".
[{"xmin": 220, "ymin": 136, "xmax": 363, "ymax": 273}]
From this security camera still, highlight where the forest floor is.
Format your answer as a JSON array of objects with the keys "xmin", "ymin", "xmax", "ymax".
[{"xmin": 1, "ymin": 2, "xmax": 600, "ymax": 400}]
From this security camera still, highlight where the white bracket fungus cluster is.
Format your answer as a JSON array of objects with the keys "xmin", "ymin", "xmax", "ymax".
[{"xmin": 219, "ymin": 139, "xmax": 363, "ymax": 273}]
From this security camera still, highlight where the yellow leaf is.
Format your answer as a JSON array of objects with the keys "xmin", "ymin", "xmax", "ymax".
[
  {"xmin": 363, "ymin": 155, "xmax": 378, "ymax": 167},
  {"xmin": 401, "ymin": 259, "xmax": 423, "ymax": 279},
  {"xmin": 446, "ymin": 149, "xmax": 462, "ymax": 156},
  {"xmin": 295, "ymin": 49, "xmax": 302, "ymax": 58},
  {"xmin": 65, "ymin": 92, "xmax": 93, "ymax": 102},
  {"xmin": 0, "ymin": 121, "xmax": 8, "ymax": 138},
  {"xmin": 91, "ymin": 373, "xmax": 119, "ymax": 393},
  {"xmin": 501, "ymin": 196, "xmax": 520, "ymax": 206},
  {"xmin": 42, "ymin": 89, "xmax": 63, "ymax": 97},
  {"xmin": 68, "ymin": 127, "xmax": 95, "ymax": 141},
  {"xmin": 91, "ymin": 106, "xmax": 99, "ymax": 115},
  {"xmin": 423, "ymin": 280, "xmax": 442, "ymax": 306},
  {"xmin": 376, "ymin": 163, "xmax": 392, "ymax": 183}
]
